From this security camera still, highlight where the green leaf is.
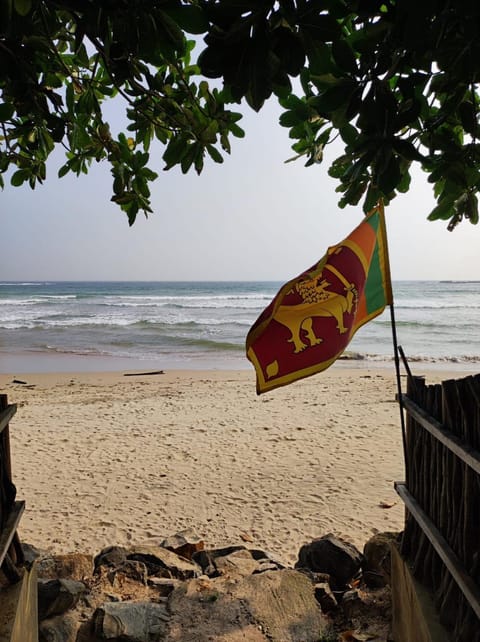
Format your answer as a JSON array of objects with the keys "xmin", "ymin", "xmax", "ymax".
[
  {"xmin": 459, "ymin": 101, "xmax": 478, "ymax": 136},
  {"xmin": 393, "ymin": 139, "xmax": 424, "ymax": 162},
  {"xmin": 180, "ymin": 144, "xmax": 197, "ymax": 174},
  {"xmin": 297, "ymin": 12, "xmax": 341, "ymax": 42},
  {"xmin": 245, "ymin": 39, "xmax": 273, "ymax": 112},
  {"xmin": 339, "ymin": 123, "xmax": 358, "ymax": 146},
  {"xmin": 364, "ymin": 184, "xmax": 381, "ymax": 212},
  {"xmin": 163, "ymin": 5, "xmax": 208, "ymax": 35},
  {"xmin": 272, "ymin": 27, "xmax": 305, "ymax": 77},
  {"xmin": 111, "ymin": 193, "xmax": 136, "ymax": 205},
  {"xmin": 279, "ymin": 110, "xmax": 305, "ymax": 128},
  {"xmin": 206, "ymin": 144, "xmax": 223, "ymax": 163},
  {"xmin": 466, "ymin": 192, "xmax": 479, "ymax": 224},
  {"xmin": 377, "ymin": 153, "xmax": 401, "ymax": 194},
  {"xmin": 193, "ymin": 142, "xmax": 204, "ymax": 174},
  {"xmin": 338, "ymin": 180, "xmax": 367, "ymax": 207},
  {"xmin": 229, "ymin": 123, "xmax": 245, "ymax": 138},
  {"xmin": 157, "ymin": 10, "xmax": 186, "ymax": 52},
  {"xmin": 10, "ymin": 169, "xmax": 29, "ymax": 186},
  {"xmin": 428, "ymin": 199, "xmax": 454, "ymax": 221},
  {"xmin": 303, "ymin": 39, "xmax": 339, "ymax": 76},
  {"xmin": 310, "ymin": 82, "xmax": 356, "ymax": 115},
  {"xmin": 331, "ymin": 39, "xmax": 358, "ymax": 75},
  {"xmin": 163, "ymin": 135, "xmax": 189, "ymax": 169},
  {"xmin": 58, "ymin": 163, "xmax": 70, "ymax": 178},
  {"xmin": 280, "ymin": 94, "xmax": 307, "ymax": 110},
  {"xmin": 0, "ymin": 103, "xmax": 14, "ymax": 120},
  {"xmin": 197, "ymin": 46, "xmax": 224, "ymax": 78},
  {"xmin": 13, "ymin": 0, "xmax": 31, "ymax": 16},
  {"xmin": 308, "ymin": 74, "xmax": 343, "ymax": 90},
  {"xmin": 200, "ymin": 120, "xmax": 218, "ymax": 144},
  {"xmin": 328, "ymin": 154, "xmax": 350, "ymax": 179},
  {"xmin": 65, "ymin": 83, "xmax": 75, "ymax": 113},
  {"xmin": 397, "ymin": 168, "xmax": 411, "ymax": 193}
]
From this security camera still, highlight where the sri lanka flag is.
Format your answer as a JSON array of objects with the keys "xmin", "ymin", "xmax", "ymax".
[{"xmin": 246, "ymin": 205, "xmax": 393, "ymax": 394}]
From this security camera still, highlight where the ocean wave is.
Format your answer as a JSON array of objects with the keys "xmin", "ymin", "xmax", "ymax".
[
  {"xmin": 42, "ymin": 345, "xmax": 111, "ymax": 356},
  {"xmin": 0, "ymin": 282, "xmax": 51, "ymax": 286},
  {"xmin": 338, "ymin": 351, "xmax": 366, "ymax": 360},
  {"xmin": 0, "ymin": 297, "xmax": 71, "ymax": 305},
  {"xmin": 395, "ymin": 302, "xmax": 480, "ymax": 310},
  {"xmin": 0, "ymin": 318, "xmax": 130, "ymax": 330},
  {"xmin": 101, "ymin": 293, "xmax": 273, "ymax": 302},
  {"xmin": 0, "ymin": 316, "xmax": 254, "ymax": 331},
  {"xmin": 0, "ymin": 295, "xmax": 77, "ymax": 306},
  {"xmin": 373, "ymin": 318, "xmax": 479, "ymax": 330},
  {"xmin": 132, "ymin": 318, "xmax": 252, "ymax": 329},
  {"xmin": 38, "ymin": 337, "xmax": 241, "ymax": 355},
  {"xmin": 27, "ymin": 344, "xmax": 480, "ymax": 364},
  {"xmin": 37, "ymin": 294, "xmax": 77, "ymax": 300},
  {"xmin": 98, "ymin": 301, "xmax": 266, "ymax": 310},
  {"xmin": 175, "ymin": 337, "xmax": 240, "ymax": 351},
  {"xmin": 98, "ymin": 298, "xmax": 271, "ymax": 310},
  {"xmin": 439, "ymin": 280, "xmax": 480, "ymax": 284},
  {"xmin": 359, "ymin": 353, "xmax": 480, "ymax": 364}
]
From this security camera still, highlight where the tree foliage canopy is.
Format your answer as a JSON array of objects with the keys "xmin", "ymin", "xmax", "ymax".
[{"xmin": 2, "ymin": 0, "xmax": 480, "ymax": 229}]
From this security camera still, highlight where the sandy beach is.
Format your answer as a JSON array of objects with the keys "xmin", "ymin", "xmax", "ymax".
[{"xmin": 0, "ymin": 365, "xmax": 460, "ymax": 565}]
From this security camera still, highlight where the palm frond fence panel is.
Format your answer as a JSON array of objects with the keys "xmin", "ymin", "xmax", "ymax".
[{"xmin": 396, "ymin": 374, "xmax": 480, "ymax": 642}]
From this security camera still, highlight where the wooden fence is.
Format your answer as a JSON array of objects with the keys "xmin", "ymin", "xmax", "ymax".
[
  {"xmin": 395, "ymin": 373, "xmax": 480, "ymax": 641},
  {"xmin": 0, "ymin": 394, "xmax": 25, "ymax": 586}
]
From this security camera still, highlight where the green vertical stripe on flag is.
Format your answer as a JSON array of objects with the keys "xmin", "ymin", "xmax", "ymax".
[
  {"xmin": 363, "ymin": 210, "xmax": 386, "ymax": 315},
  {"xmin": 365, "ymin": 239, "xmax": 386, "ymax": 314}
]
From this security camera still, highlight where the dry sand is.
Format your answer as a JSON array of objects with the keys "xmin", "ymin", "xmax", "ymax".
[{"xmin": 0, "ymin": 365, "xmax": 458, "ymax": 565}]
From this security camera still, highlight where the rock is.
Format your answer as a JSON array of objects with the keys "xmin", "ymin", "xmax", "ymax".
[
  {"xmin": 38, "ymin": 578, "xmax": 87, "ymax": 620},
  {"xmin": 314, "ymin": 582, "xmax": 338, "ymax": 613},
  {"xmin": 37, "ymin": 554, "xmax": 94, "ymax": 581},
  {"xmin": 295, "ymin": 534, "xmax": 363, "ymax": 590},
  {"xmin": 248, "ymin": 548, "xmax": 286, "ymax": 569},
  {"xmin": 93, "ymin": 601, "xmax": 170, "ymax": 641},
  {"xmin": 192, "ymin": 545, "xmax": 245, "ymax": 575},
  {"xmin": 22, "ymin": 542, "xmax": 46, "ymax": 564},
  {"xmin": 39, "ymin": 613, "xmax": 79, "ymax": 642},
  {"xmin": 147, "ymin": 577, "xmax": 181, "ymax": 596},
  {"xmin": 94, "ymin": 546, "xmax": 128, "ymax": 571},
  {"xmin": 362, "ymin": 531, "xmax": 399, "ymax": 588},
  {"xmin": 108, "ymin": 560, "xmax": 148, "ymax": 586},
  {"xmin": 127, "ymin": 545, "xmax": 200, "ymax": 580},
  {"xmin": 214, "ymin": 548, "xmax": 262, "ymax": 578},
  {"xmin": 167, "ymin": 569, "xmax": 329, "ymax": 642},
  {"xmin": 295, "ymin": 568, "xmax": 331, "ymax": 584},
  {"xmin": 160, "ymin": 528, "xmax": 205, "ymax": 561},
  {"xmin": 340, "ymin": 588, "xmax": 364, "ymax": 618},
  {"xmin": 253, "ymin": 560, "xmax": 282, "ymax": 574},
  {"xmin": 191, "ymin": 546, "xmax": 285, "ymax": 580},
  {"xmin": 209, "ymin": 547, "xmax": 286, "ymax": 579}
]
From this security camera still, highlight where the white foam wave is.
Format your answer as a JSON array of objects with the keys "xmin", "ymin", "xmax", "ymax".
[{"xmin": 0, "ymin": 282, "xmax": 49, "ymax": 286}]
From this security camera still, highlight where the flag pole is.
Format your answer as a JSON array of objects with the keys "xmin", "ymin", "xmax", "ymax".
[
  {"xmin": 379, "ymin": 201, "xmax": 408, "ymax": 472},
  {"xmin": 390, "ymin": 301, "xmax": 408, "ymax": 473}
]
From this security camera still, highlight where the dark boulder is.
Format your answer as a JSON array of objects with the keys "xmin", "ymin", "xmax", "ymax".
[{"xmin": 295, "ymin": 534, "xmax": 363, "ymax": 589}]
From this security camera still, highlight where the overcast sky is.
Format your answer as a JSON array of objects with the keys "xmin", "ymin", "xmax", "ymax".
[{"xmin": 2, "ymin": 99, "xmax": 479, "ymax": 282}]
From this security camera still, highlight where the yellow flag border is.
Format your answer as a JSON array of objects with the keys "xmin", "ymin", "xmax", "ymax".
[{"xmin": 246, "ymin": 205, "xmax": 391, "ymax": 353}]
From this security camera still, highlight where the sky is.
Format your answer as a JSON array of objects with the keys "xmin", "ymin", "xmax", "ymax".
[{"xmin": 2, "ymin": 99, "xmax": 479, "ymax": 282}]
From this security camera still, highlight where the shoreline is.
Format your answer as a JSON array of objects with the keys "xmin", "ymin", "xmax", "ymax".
[
  {"xmin": 2, "ymin": 347, "xmax": 479, "ymax": 376},
  {"xmin": 1, "ymin": 366, "xmax": 475, "ymax": 565}
]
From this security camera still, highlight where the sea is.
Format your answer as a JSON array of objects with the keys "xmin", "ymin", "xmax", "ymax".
[{"xmin": 0, "ymin": 280, "xmax": 479, "ymax": 373}]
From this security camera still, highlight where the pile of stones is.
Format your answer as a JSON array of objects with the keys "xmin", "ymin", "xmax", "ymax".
[{"xmin": 32, "ymin": 529, "xmax": 399, "ymax": 642}]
